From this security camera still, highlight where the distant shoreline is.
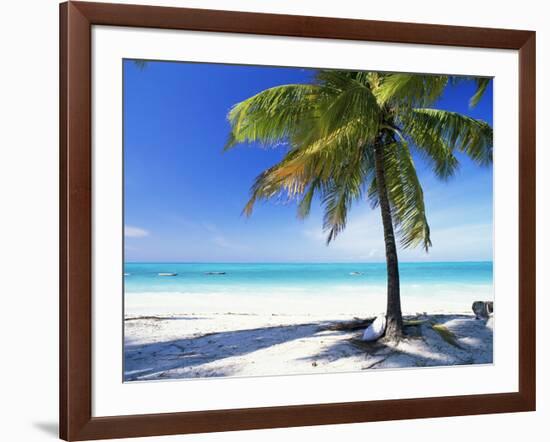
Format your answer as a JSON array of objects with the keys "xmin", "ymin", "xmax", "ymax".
[
  {"xmin": 124, "ymin": 260, "xmax": 494, "ymax": 265},
  {"xmin": 123, "ymin": 262, "xmax": 493, "ymax": 317}
]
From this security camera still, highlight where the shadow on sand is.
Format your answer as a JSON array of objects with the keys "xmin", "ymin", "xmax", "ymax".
[
  {"xmin": 125, "ymin": 321, "xmax": 331, "ymax": 381},
  {"xmin": 124, "ymin": 314, "xmax": 491, "ymax": 380}
]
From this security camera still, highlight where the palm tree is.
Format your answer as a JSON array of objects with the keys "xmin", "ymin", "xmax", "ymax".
[{"xmin": 225, "ymin": 71, "xmax": 492, "ymax": 340}]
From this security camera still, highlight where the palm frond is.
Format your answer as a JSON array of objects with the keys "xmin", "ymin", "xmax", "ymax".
[
  {"xmin": 242, "ymin": 151, "xmax": 310, "ymax": 216},
  {"xmin": 297, "ymin": 178, "xmax": 321, "ymax": 219},
  {"xmin": 383, "ymin": 141, "xmax": 431, "ymax": 251},
  {"xmin": 449, "ymin": 76, "xmax": 492, "ymax": 108},
  {"xmin": 408, "ymin": 108, "xmax": 493, "ymax": 166},
  {"xmin": 310, "ymin": 71, "xmax": 381, "ymax": 145},
  {"xmin": 133, "ymin": 59, "xmax": 148, "ymax": 70},
  {"xmin": 242, "ymin": 120, "xmax": 373, "ymax": 221},
  {"xmin": 395, "ymin": 118, "xmax": 459, "ymax": 180},
  {"xmin": 469, "ymin": 77, "xmax": 491, "ymax": 108},
  {"xmin": 321, "ymin": 145, "xmax": 371, "ymax": 243},
  {"xmin": 375, "ymin": 74, "xmax": 449, "ymax": 108},
  {"xmin": 289, "ymin": 118, "xmax": 368, "ymax": 181},
  {"xmin": 225, "ymin": 84, "xmax": 319, "ymax": 149}
]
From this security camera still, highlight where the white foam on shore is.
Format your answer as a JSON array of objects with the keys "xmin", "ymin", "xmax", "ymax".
[{"xmin": 124, "ymin": 285, "xmax": 493, "ymax": 317}]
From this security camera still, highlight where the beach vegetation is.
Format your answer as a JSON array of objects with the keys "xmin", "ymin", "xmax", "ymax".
[{"xmin": 431, "ymin": 323, "xmax": 461, "ymax": 348}]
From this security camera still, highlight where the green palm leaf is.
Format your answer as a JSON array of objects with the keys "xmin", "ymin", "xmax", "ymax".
[
  {"xmin": 321, "ymin": 145, "xmax": 370, "ymax": 243},
  {"xmin": 469, "ymin": 77, "xmax": 491, "ymax": 108},
  {"xmin": 383, "ymin": 141, "xmax": 431, "ymax": 251},
  {"xmin": 225, "ymin": 84, "xmax": 319, "ymax": 149},
  {"xmin": 242, "ymin": 150, "xmax": 312, "ymax": 216},
  {"xmin": 313, "ymin": 71, "xmax": 381, "ymax": 143},
  {"xmin": 241, "ymin": 119, "xmax": 372, "ymax": 223},
  {"xmin": 395, "ymin": 118, "xmax": 459, "ymax": 180},
  {"xmin": 408, "ymin": 108, "xmax": 493, "ymax": 166},
  {"xmin": 449, "ymin": 76, "xmax": 492, "ymax": 108},
  {"xmin": 375, "ymin": 73, "xmax": 449, "ymax": 108}
]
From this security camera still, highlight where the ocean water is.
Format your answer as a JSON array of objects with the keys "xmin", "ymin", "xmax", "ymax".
[{"xmin": 124, "ymin": 262, "xmax": 493, "ymax": 315}]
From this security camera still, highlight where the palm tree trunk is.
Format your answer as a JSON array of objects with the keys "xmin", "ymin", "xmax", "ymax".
[{"xmin": 373, "ymin": 142, "xmax": 403, "ymax": 339}]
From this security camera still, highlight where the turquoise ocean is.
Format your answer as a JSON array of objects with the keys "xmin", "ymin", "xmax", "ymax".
[{"xmin": 124, "ymin": 262, "xmax": 493, "ymax": 315}]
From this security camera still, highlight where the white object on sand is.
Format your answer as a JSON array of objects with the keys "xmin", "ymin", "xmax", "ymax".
[{"xmin": 362, "ymin": 315, "xmax": 386, "ymax": 341}]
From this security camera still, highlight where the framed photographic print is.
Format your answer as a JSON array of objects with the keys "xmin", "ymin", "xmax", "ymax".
[{"xmin": 60, "ymin": 1, "xmax": 536, "ymax": 440}]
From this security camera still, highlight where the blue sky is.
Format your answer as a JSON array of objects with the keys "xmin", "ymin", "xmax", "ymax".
[{"xmin": 124, "ymin": 60, "xmax": 493, "ymax": 263}]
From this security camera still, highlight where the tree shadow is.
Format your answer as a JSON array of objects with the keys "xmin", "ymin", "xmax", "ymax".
[
  {"xmin": 292, "ymin": 330, "xmax": 370, "ymax": 365},
  {"xmin": 124, "ymin": 321, "xmax": 330, "ymax": 381},
  {"xmin": 124, "ymin": 315, "xmax": 490, "ymax": 380},
  {"xmin": 294, "ymin": 318, "xmax": 481, "ymax": 369}
]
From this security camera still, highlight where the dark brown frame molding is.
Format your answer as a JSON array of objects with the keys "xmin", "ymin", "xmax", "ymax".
[{"xmin": 60, "ymin": 1, "xmax": 536, "ymax": 440}]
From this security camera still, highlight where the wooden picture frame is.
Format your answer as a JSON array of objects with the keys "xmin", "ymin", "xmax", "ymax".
[{"xmin": 59, "ymin": 1, "xmax": 536, "ymax": 440}]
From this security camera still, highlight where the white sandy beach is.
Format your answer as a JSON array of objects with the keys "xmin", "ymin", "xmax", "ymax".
[{"xmin": 124, "ymin": 301, "xmax": 493, "ymax": 381}]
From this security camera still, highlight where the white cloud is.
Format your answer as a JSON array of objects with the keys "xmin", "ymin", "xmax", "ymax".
[{"xmin": 124, "ymin": 225, "xmax": 149, "ymax": 238}]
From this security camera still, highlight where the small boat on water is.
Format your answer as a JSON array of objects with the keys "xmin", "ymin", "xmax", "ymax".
[
  {"xmin": 349, "ymin": 271, "xmax": 364, "ymax": 276},
  {"xmin": 205, "ymin": 271, "xmax": 226, "ymax": 275},
  {"xmin": 158, "ymin": 272, "xmax": 178, "ymax": 276}
]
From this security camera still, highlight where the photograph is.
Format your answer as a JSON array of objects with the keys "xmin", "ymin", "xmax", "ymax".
[
  {"xmin": 123, "ymin": 60, "xmax": 494, "ymax": 382},
  {"xmin": 2, "ymin": 0, "xmax": 542, "ymax": 440}
]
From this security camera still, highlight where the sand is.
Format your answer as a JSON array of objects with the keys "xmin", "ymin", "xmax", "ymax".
[{"xmin": 124, "ymin": 311, "xmax": 493, "ymax": 381}]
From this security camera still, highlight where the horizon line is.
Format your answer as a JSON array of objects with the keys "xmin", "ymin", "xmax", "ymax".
[{"xmin": 124, "ymin": 260, "xmax": 493, "ymax": 264}]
